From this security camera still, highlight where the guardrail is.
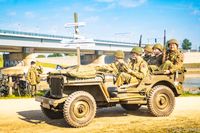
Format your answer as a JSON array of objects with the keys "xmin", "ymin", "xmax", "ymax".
[{"xmin": 0, "ymin": 29, "xmax": 138, "ymax": 47}]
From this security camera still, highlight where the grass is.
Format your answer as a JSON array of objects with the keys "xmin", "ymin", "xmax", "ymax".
[
  {"xmin": 0, "ymin": 95, "xmax": 32, "ymax": 99},
  {"xmin": 181, "ymin": 91, "xmax": 200, "ymax": 97},
  {"xmin": 0, "ymin": 55, "xmax": 3, "ymax": 68},
  {"xmin": 0, "ymin": 90, "xmax": 48, "ymax": 99},
  {"xmin": 35, "ymin": 89, "xmax": 48, "ymax": 96},
  {"xmin": 36, "ymin": 61, "xmax": 58, "ymax": 69}
]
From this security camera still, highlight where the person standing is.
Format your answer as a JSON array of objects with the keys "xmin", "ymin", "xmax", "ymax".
[{"xmin": 27, "ymin": 61, "xmax": 43, "ymax": 96}]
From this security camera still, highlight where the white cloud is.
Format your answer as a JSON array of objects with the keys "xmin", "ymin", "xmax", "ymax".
[
  {"xmin": 7, "ymin": 11, "xmax": 16, "ymax": 16},
  {"xmin": 84, "ymin": 3, "xmax": 116, "ymax": 12},
  {"xmin": 118, "ymin": 0, "xmax": 147, "ymax": 8},
  {"xmin": 24, "ymin": 11, "xmax": 36, "ymax": 19},
  {"xmin": 95, "ymin": 0, "xmax": 147, "ymax": 8}
]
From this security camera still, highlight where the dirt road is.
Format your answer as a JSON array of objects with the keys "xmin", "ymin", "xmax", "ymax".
[{"xmin": 0, "ymin": 97, "xmax": 200, "ymax": 133}]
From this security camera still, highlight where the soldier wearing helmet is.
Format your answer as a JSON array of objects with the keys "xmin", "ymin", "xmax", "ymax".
[
  {"xmin": 143, "ymin": 44, "xmax": 153, "ymax": 63},
  {"xmin": 96, "ymin": 50, "xmax": 128, "ymax": 75},
  {"xmin": 115, "ymin": 46, "xmax": 148, "ymax": 87},
  {"xmin": 160, "ymin": 39, "xmax": 184, "ymax": 74},
  {"xmin": 148, "ymin": 43, "xmax": 163, "ymax": 67}
]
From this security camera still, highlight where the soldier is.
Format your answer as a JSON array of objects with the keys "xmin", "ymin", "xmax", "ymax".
[
  {"xmin": 27, "ymin": 61, "xmax": 43, "ymax": 96},
  {"xmin": 115, "ymin": 46, "xmax": 148, "ymax": 87},
  {"xmin": 96, "ymin": 50, "xmax": 127, "ymax": 75},
  {"xmin": 143, "ymin": 44, "xmax": 153, "ymax": 63},
  {"xmin": 148, "ymin": 43, "xmax": 163, "ymax": 71},
  {"xmin": 160, "ymin": 39, "xmax": 184, "ymax": 74}
]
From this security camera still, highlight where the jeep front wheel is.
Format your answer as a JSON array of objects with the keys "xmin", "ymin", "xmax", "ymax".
[
  {"xmin": 121, "ymin": 104, "xmax": 141, "ymax": 111},
  {"xmin": 63, "ymin": 91, "xmax": 96, "ymax": 128},
  {"xmin": 147, "ymin": 85, "xmax": 175, "ymax": 117}
]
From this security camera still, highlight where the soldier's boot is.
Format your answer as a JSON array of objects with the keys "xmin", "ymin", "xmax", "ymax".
[
  {"xmin": 107, "ymin": 86, "xmax": 118, "ymax": 97},
  {"xmin": 30, "ymin": 85, "xmax": 36, "ymax": 97}
]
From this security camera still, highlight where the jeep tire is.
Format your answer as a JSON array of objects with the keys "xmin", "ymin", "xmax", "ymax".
[
  {"xmin": 63, "ymin": 91, "xmax": 96, "ymax": 128},
  {"xmin": 147, "ymin": 85, "xmax": 175, "ymax": 117}
]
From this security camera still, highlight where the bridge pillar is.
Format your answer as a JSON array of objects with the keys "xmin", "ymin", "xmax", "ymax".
[
  {"xmin": 3, "ymin": 47, "xmax": 34, "ymax": 67},
  {"xmin": 2, "ymin": 48, "xmax": 34, "ymax": 95}
]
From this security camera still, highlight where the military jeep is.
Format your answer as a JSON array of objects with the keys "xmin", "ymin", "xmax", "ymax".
[{"xmin": 35, "ymin": 66, "xmax": 185, "ymax": 128}]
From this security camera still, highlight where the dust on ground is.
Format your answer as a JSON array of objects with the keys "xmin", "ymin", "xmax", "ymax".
[{"xmin": 0, "ymin": 97, "xmax": 200, "ymax": 133}]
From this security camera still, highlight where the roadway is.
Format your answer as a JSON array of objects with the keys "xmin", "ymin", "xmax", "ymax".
[{"xmin": 0, "ymin": 97, "xmax": 200, "ymax": 133}]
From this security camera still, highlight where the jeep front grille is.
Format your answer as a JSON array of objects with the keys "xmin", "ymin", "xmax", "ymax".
[{"xmin": 49, "ymin": 76, "xmax": 64, "ymax": 98}]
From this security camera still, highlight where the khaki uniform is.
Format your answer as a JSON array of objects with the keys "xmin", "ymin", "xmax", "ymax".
[
  {"xmin": 160, "ymin": 50, "xmax": 183, "ymax": 73},
  {"xmin": 27, "ymin": 66, "xmax": 43, "ymax": 96},
  {"xmin": 96, "ymin": 60, "xmax": 128, "ymax": 76},
  {"xmin": 115, "ymin": 57, "xmax": 148, "ymax": 86}
]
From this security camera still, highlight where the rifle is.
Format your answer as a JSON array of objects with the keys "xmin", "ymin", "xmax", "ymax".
[
  {"xmin": 139, "ymin": 35, "xmax": 142, "ymax": 47},
  {"xmin": 162, "ymin": 30, "xmax": 167, "ymax": 63}
]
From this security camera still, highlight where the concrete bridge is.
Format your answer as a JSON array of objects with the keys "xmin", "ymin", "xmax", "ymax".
[
  {"xmin": 0, "ymin": 29, "xmax": 142, "ymax": 65},
  {"xmin": 0, "ymin": 29, "xmax": 139, "ymax": 54}
]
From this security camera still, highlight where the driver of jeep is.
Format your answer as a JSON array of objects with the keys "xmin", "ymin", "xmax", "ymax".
[
  {"xmin": 95, "ymin": 50, "xmax": 128, "ymax": 75},
  {"xmin": 115, "ymin": 46, "xmax": 149, "ymax": 87}
]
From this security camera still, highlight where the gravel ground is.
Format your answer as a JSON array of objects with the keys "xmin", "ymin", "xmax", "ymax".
[{"xmin": 0, "ymin": 97, "xmax": 200, "ymax": 133}]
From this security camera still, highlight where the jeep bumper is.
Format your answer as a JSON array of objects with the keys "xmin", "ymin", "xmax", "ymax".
[{"xmin": 35, "ymin": 96, "xmax": 67, "ymax": 109}]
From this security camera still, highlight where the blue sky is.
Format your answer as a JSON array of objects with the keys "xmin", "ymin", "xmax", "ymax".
[{"xmin": 0, "ymin": 0, "xmax": 200, "ymax": 49}]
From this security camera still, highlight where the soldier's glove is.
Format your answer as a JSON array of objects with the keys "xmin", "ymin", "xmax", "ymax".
[{"xmin": 164, "ymin": 70, "xmax": 171, "ymax": 74}]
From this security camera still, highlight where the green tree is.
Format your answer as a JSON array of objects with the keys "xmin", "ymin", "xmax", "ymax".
[{"xmin": 182, "ymin": 39, "xmax": 192, "ymax": 50}]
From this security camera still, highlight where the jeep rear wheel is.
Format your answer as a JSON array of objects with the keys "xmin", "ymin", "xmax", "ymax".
[
  {"xmin": 121, "ymin": 104, "xmax": 141, "ymax": 111},
  {"xmin": 41, "ymin": 91, "xmax": 63, "ymax": 119},
  {"xmin": 63, "ymin": 91, "xmax": 96, "ymax": 128},
  {"xmin": 147, "ymin": 85, "xmax": 175, "ymax": 117}
]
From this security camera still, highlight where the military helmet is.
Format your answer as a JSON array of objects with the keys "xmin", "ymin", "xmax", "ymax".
[
  {"xmin": 114, "ymin": 50, "xmax": 124, "ymax": 59},
  {"xmin": 144, "ymin": 44, "xmax": 153, "ymax": 53},
  {"xmin": 31, "ymin": 61, "xmax": 36, "ymax": 65},
  {"xmin": 167, "ymin": 39, "xmax": 179, "ymax": 47},
  {"xmin": 131, "ymin": 46, "xmax": 143, "ymax": 55},
  {"xmin": 153, "ymin": 43, "xmax": 163, "ymax": 51}
]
